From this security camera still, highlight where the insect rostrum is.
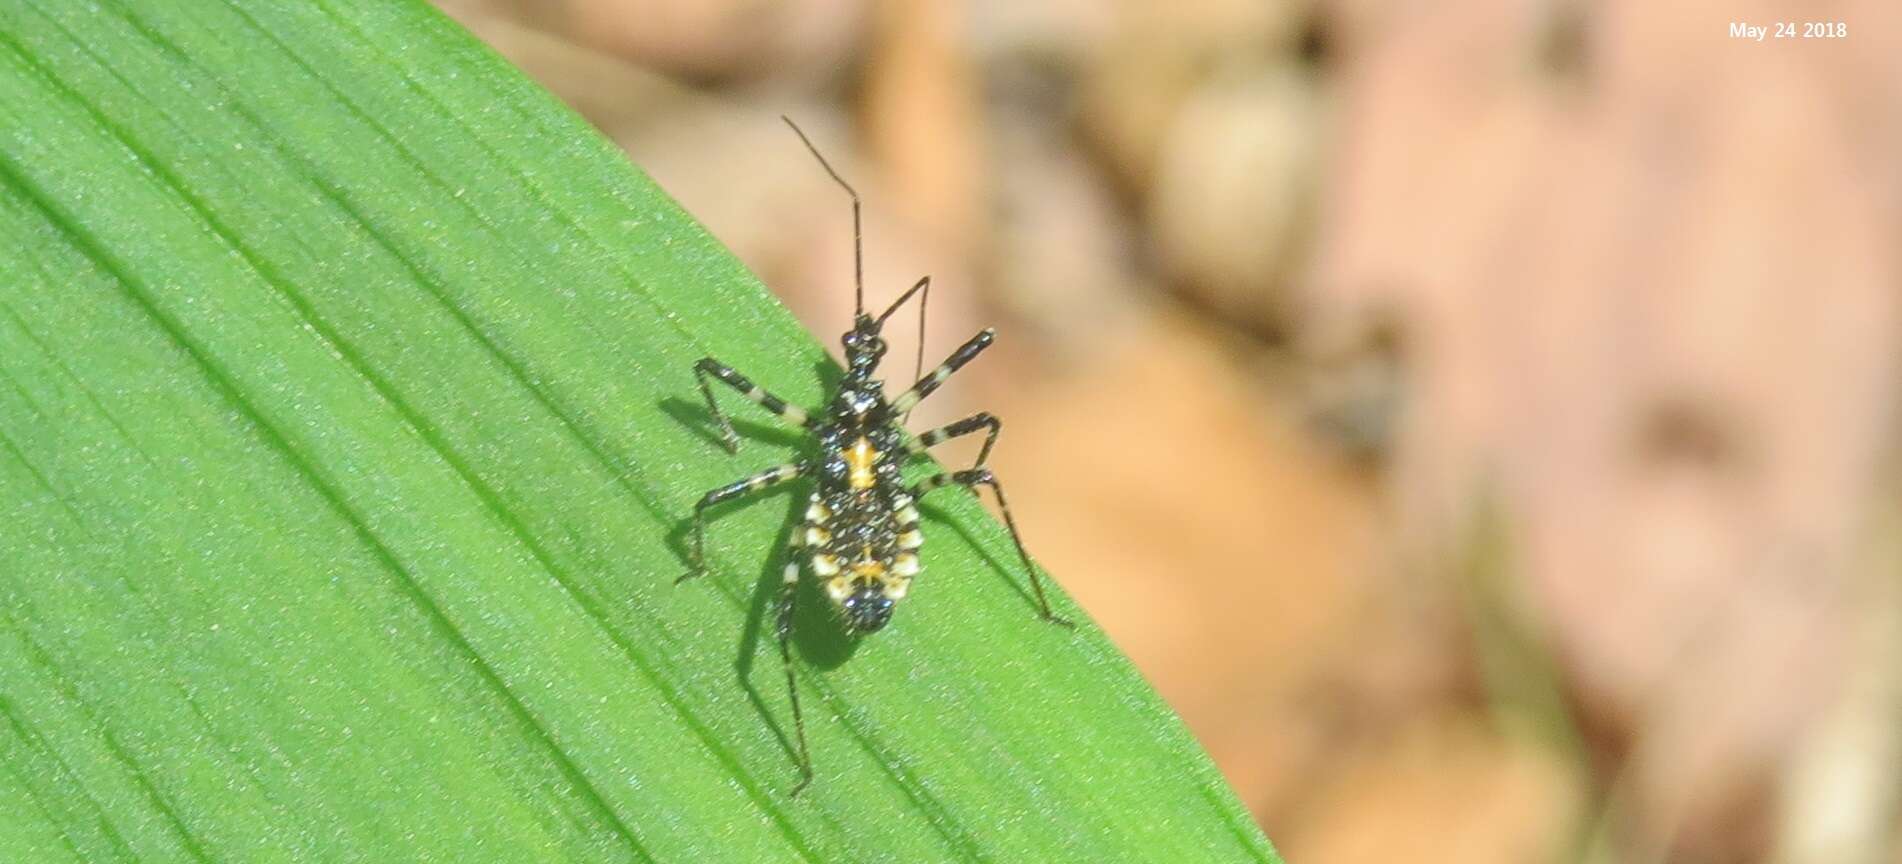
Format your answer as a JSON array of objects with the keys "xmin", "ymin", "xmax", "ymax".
[{"xmin": 677, "ymin": 117, "xmax": 1072, "ymax": 796}]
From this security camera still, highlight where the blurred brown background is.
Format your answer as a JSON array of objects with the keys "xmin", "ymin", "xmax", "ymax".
[{"xmin": 432, "ymin": 1, "xmax": 1902, "ymax": 861}]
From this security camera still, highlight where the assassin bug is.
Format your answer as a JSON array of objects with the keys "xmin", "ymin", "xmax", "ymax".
[{"xmin": 678, "ymin": 117, "xmax": 1073, "ymax": 796}]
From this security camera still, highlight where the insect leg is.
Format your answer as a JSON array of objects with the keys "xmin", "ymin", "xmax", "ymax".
[
  {"xmin": 680, "ymin": 462, "xmax": 805, "ymax": 582},
  {"xmin": 913, "ymin": 468, "xmax": 1073, "ymax": 627},
  {"xmin": 905, "ymin": 411, "xmax": 1002, "ymax": 468},
  {"xmin": 694, "ymin": 358, "xmax": 812, "ymax": 453},
  {"xmin": 776, "ymin": 535, "xmax": 814, "ymax": 796},
  {"xmin": 889, "ymin": 327, "xmax": 994, "ymax": 417}
]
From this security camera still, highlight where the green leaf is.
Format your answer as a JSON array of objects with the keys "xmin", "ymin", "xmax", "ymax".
[{"xmin": 0, "ymin": 2, "xmax": 1280, "ymax": 861}]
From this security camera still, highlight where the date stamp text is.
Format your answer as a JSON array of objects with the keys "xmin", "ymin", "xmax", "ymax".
[{"xmin": 1729, "ymin": 21, "xmax": 1848, "ymax": 41}]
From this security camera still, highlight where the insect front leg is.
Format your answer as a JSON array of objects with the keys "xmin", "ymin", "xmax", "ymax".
[
  {"xmin": 914, "ymin": 468, "xmax": 1073, "ymax": 627},
  {"xmin": 680, "ymin": 462, "xmax": 805, "ymax": 582},
  {"xmin": 694, "ymin": 358, "xmax": 812, "ymax": 453},
  {"xmin": 888, "ymin": 327, "xmax": 994, "ymax": 417},
  {"xmin": 775, "ymin": 536, "xmax": 814, "ymax": 796},
  {"xmin": 905, "ymin": 411, "xmax": 1002, "ymax": 468}
]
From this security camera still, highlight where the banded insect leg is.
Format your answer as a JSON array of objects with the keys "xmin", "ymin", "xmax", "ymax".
[
  {"xmin": 913, "ymin": 468, "xmax": 1072, "ymax": 627},
  {"xmin": 681, "ymin": 463, "xmax": 805, "ymax": 582},
  {"xmin": 905, "ymin": 411, "xmax": 1002, "ymax": 468},
  {"xmin": 888, "ymin": 327, "xmax": 994, "ymax": 418},
  {"xmin": 774, "ymin": 533, "xmax": 814, "ymax": 796},
  {"xmin": 694, "ymin": 358, "xmax": 811, "ymax": 453}
]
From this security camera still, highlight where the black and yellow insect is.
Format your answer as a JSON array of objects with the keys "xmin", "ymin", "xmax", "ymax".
[{"xmin": 678, "ymin": 118, "xmax": 1071, "ymax": 795}]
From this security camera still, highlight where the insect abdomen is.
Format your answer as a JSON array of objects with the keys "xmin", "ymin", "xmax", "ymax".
[{"xmin": 805, "ymin": 490, "xmax": 922, "ymax": 631}]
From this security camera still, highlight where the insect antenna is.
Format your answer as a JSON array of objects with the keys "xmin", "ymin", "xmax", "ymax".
[
  {"xmin": 877, "ymin": 276, "xmax": 931, "ymax": 382},
  {"xmin": 782, "ymin": 116, "xmax": 864, "ymax": 318}
]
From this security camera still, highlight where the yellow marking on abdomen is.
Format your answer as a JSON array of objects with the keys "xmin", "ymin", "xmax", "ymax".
[
  {"xmin": 845, "ymin": 436, "xmax": 879, "ymax": 490},
  {"xmin": 850, "ymin": 545, "xmax": 886, "ymax": 579}
]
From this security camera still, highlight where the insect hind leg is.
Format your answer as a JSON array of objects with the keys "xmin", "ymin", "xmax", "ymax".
[
  {"xmin": 775, "ymin": 533, "xmax": 814, "ymax": 796},
  {"xmin": 914, "ymin": 468, "xmax": 1073, "ymax": 627}
]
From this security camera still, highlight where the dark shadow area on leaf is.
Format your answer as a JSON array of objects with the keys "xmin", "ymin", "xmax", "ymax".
[
  {"xmin": 728, "ymin": 490, "xmax": 862, "ymax": 773},
  {"xmin": 917, "ymin": 497, "xmax": 1040, "ymax": 611},
  {"xmin": 728, "ymin": 498, "xmax": 805, "ymax": 769},
  {"xmin": 657, "ymin": 395, "xmax": 810, "ymax": 453},
  {"xmin": 790, "ymin": 578, "xmax": 861, "ymax": 671},
  {"xmin": 809, "ymin": 356, "xmax": 845, "ymax": 395}
]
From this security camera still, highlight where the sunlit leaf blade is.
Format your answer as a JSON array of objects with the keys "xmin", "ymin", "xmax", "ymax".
[{"xmin": 0, "ymin": 1, "xmax": 1281, "ymax": 861}]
